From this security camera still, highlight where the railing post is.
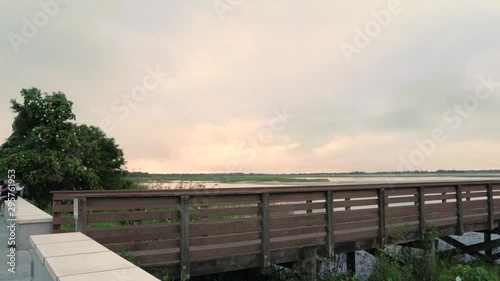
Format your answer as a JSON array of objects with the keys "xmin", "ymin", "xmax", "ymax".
[
  {"xmin": 326, "ymin": 191, "xmax": 334, "ymax": 257},
  {"xmin": 378, "ymin": 188, "xmax": 386, "ymax": 246},
  {"xmin": 53, "ymin": 198, "xmax": 61, "ymax": 232},
  {"xmin": 455, "ymin": 185, "xmax": 464, "ymax": 235},
  {"xmin": 75, "ymin": 197, "xmax": 87, "ymax": 234},
  {"xmin": 418, "ymin": 186, "xmax": 426, "ymax": 239},
  {"xmin": 180, "ymin": 196, "xmax": 191, "ymax": 280},
  {"xmin": 487, "ymin": 183, "xmax": 494, "ymax": 231},
  {"xmin": 485, "ymin": 183, "xmax": 494, "ymax": 258},
  {"xmin": 261, "ymin": 193, "xmax": 270, "ymax": 268}
]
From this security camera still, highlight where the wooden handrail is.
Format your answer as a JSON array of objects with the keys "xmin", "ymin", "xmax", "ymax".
[{"xmin": 53, "ymin": 180, "xmax": 499, "ymax": 278}]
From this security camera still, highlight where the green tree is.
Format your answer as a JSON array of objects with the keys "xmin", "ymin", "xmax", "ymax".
[{"xmin": 0, "ymin": 88, "xmax": 134, "ymax": 208}]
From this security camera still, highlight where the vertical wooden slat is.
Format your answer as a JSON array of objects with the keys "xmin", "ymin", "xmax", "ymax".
[
  {"xmin": 487, "ymin": 183, "xmax": 494, "ymax": 231},
  {"xmin": 378, "ymin": 189, "xmax": 386, "ymax": 246},
  {"xmin": 418, "ymin": 186, "xmax": 426, "ymax": 239},
  {"xmin": 455, "ymin": 185, "xmax": 464, "ymax": 235},
  {"xmin": 482, "ymin": 185, "xmax": 494, "ymax": 259},
  {"xmin": 306, "ymin": 200, "xmax": 313, "ymax": 214},
  {"xmin": 261, "ymin": 193, "xmax": 270, "ymax": 268},
  {"xmin": 485, "ymin": 184, "xmax": 494, "ymax": 256},
  {"xmin": 180, "ymin": 196, "xmax": 190, "ymax": 279},
  {"xmin": 75, "ymin": 198, "xmax": 87, "ymax": 234},
  {"xmin": 326, "ymin": 191, "xmax": 334, "ymax": 257}
]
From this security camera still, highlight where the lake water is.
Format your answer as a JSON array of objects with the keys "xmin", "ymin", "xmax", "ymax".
[{"xmin": 144, "ymin": 175, "xmax": 499, "ymax": 190}]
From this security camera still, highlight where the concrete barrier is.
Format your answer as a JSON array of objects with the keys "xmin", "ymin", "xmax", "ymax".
[
  {"xmin": 1, "ymin": 197, "xmax": 53, "ymax": 250},
  {"xmin": 30, "ymin": 232, "xmax": 159, "ymax": 281}
]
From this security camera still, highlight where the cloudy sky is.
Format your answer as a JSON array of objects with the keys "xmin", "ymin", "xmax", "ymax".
[{"xmin": 1, "ymin": 0, "xmax": 500, "ymax": 173}]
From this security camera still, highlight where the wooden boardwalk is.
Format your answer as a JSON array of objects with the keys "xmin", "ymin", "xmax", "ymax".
[{"xmin": 51, "ymin": 180, "xmax": 500, "ymax": 278}]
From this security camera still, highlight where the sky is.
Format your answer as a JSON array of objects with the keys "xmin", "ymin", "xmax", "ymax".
[{"xmin": 1, "ymin": 0, "xmax": 500, "ymax": 173}]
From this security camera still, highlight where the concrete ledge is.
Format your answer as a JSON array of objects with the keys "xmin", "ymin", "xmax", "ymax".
[
  {"xmin": 2, "ymin": 197, "xmax": 53, "ymax": 250},
  {"xmin": 30, "ymin": 232, "xmax": 159, "ymax": 281}
]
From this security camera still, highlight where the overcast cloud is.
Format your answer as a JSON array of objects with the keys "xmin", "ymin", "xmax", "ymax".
[{"xmin": 1, "ymin": 0, "xmax": 500, "ymax": 173}]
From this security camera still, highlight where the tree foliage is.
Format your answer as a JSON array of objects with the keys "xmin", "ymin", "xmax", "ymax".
[{"xmin": 0, "ymin": 88, "xmax": 133, "ymax": 208}]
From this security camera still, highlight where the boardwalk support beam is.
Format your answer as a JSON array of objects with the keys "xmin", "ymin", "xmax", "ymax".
[
  {"xmin": 418, "ymin": 186, "xmax": 425, "ymax": 239},
  {"xmin": 296, "ymin": 247, "xmax": 319, "ymax": 281},
  {"xmin": 261, "ymin": 193, "xmax": 271, "ymax": 268},
  {"xmin": 326, "ymin": 191, "xmax": 334, "ymax": 257},
  {"xmin": 455, "ymin": 185, "xmax": 464, "ymax": 235},
  {"xmin": 75, "ymin": 197, "xmax": 87, "ymax": 234},
  {"xmin": 180, "ymin": 196, "xmax": 191, "ymax": 280},
  {"xmin": 378, "ymin": 188, "xmax": 386, "ymax": 247}
]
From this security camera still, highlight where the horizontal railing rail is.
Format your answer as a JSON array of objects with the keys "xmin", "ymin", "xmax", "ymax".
[{"xmin": 52, "ymin": 180, "xmax": 500, "ymax": 278}]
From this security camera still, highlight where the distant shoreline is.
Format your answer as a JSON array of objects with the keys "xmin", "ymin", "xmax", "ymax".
[{"xmin": 127, "ymin": 170, "xmax": 500, "ymax": 184}]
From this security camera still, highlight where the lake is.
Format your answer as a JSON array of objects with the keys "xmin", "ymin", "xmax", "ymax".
[{"xmin": 142, "ymin": 175, "xmax": 500, "ymax": 189}]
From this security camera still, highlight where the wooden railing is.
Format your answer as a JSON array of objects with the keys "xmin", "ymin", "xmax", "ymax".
[{"xmin": 51, "ymin": 180, "xmax": 500, "ymax": 278}]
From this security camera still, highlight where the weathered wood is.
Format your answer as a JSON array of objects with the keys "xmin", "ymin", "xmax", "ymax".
[
  {"xmin": 87, "ymin": 223, "xmax": 179, "ymax": 239},
  {"xmin": 270, "ymin": 192, "xmax": 325, "ymax": 202},
  {"xmin": 105, "ymin": 239, "xmax": 180, "ymax": 252},
  {"xmin": 386, "ymin": 196, "xmax": 417, "ymax": 204},
  {"xmin": 190, "ymin": 206, "xmax": 259, "ymax": 218},
  {"xmin": 487, "ymin": 183, "xmax": 494, "ymax": 231},
  {"xmin": 333, "ymin": 198, "xmax": 378, "ymax": 208},
  {"xmin": 86, "ymin": 196, "xmax": 179, "ymax": 210},
  {"xmin": 335, "ymin": 219, "xmax": 379, "ymax": 231},
  {"xmin": 180, "ymin": 196, "xmax": 190, "ymax": 279},
  {"xmin": 190, "ymin": 194, "xmax": 260, "ymax": 206},
  {"xmin": 425, "ymin": 202, "xmax": 457, "ymax": 212},
  {"xmin": 270, "ymin": 213, "xmax": 327, "ymax": 227},
  {"xmin": 75, "ymin": 198, "xmax": 87, "ymax": 234},
  {"xmin": 386, "ymin": 205, "xmax": 419, "ymax": 217},
  {"xmin": 334, "ymin": 208, "xmax": 379, "ymax": 223},
  {"xmin": 378, "ymin": 188, "xmax": 386, "ymax": 246},
  {"xmin": 190, "ymin": 218, "xmax": 261, "ymax": 236},
  {"xmin": 326, "ymin": 191, "xmax": 334, "ymax": 257},
  {"xmin": 261, "ymin": 193, "xmax": 270, "ymax": 268},
  {"xmin": 88, "ymin": 210, "xmax": 180, "ymax": 222},
  {"xmin": 270, "ymin": 225, "xmax": 325, "ymax": 239},
  {"xmin": 335, "ymin": 228, "xmax": 379, "ymax": 243},
  {"xmin": 50, "ymin": 180, "xmax": 500, "ymax": 279},
  {"xmin": 306, "ymin": 200, "xmax": 313, "ymax": 214},
  {"xmin": 191, "ymin": 241, "xmax": 261, "ymax": 260},
  {"xmin": 418, "ymin": 186, "xmax": 426, "ymax": 238},
  {"xmin": 456, "ymin": 185, "xmax": 464, "ymax": 235},
  {"xmin": 190, "ymin": 232, "xmax": 261, "ymax": 247},
  {"xmin": 270, "ymin": 202, "xmax": 325, "ymax": 213},
  {"xmin": 271, "ymin": 234, "xmax": 325, "ymax": 250},
  {"xmin": 332, "ymin": 190, "xmax": 378, "ymax": 199}
]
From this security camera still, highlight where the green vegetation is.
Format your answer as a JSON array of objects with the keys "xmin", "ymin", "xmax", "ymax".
[
  {"xmin": 0, "ymin": 88, "xmax": 135, "ymax": 208},
  {"xmin": 119, "ymin": 245, "xmax": 139, "ymax": 266}
]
